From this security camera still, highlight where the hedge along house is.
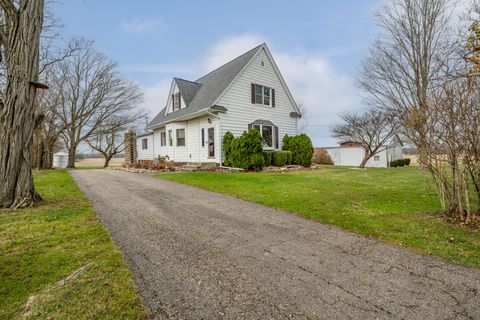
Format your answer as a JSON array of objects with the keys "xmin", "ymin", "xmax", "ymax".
[{"xmin": 136, "ymin": 43, "xmax": 302, "ymax": 165}]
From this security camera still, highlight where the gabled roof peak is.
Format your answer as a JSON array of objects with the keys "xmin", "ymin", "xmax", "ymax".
[
  {"xmin": 195, "ymin": 43, "xmax": 265, "ymax": 83},
  {"xmin": 147, "ymin": 43, "xmax": 267, "ymax": 129}
]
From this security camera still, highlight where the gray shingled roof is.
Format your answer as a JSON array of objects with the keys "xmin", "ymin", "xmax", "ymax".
[
  {"xmin": 174, "ymin": 78, "xmax": 201, "ymax": 107},
  {"xmin": 147, "ymin": 43, "xmax": 264, "ymax": 129}
]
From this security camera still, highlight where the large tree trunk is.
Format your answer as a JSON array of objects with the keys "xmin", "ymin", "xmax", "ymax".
[
  {"xmin": 104, "ymin": 154, "xmax": 112, "ymax": 168},
  {"xmin": 0, "ymin": 1, "xmax": 45, "ymax": 209},
  {"xmin": 67, "ymin": 145, "xmax": 77, "ymax": 168},
  {"xmin": 358, "ymin": 152, "xmax": 371, "ymax": 169}
]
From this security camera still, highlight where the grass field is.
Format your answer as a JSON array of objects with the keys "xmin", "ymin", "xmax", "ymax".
[
  {"xmin": 75, "ymin": 157, "xmax": 124, "ymax": 169},
  {"xmin": 0, "ymin": 170, "xmax": 149, "ymax": 320},
  {"xmin": 158, "ymin": 166, "xmax": 480, "ymax": 268}
]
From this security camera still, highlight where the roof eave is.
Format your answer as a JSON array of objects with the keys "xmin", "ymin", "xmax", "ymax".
[{"xmin": 146, "ymin": 107, "xmax": 215, "ymax": 130}]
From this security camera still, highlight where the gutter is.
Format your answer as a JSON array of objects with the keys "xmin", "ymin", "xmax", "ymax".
[{"xmin": 146, "ymin": 107, "xmax": 212, "ymax": 131}]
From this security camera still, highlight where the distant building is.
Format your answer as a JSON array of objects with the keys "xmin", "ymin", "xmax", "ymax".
[
  {"xmin": 52, "ymin": 152, "xmax": 69, "ymax": 168},
  {"xmin": 325, "ymin": 140, "xmax": 403, "ymax": 168}
]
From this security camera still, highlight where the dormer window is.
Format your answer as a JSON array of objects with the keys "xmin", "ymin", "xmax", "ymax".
[
  {"xmin": 172, "ymin": 92, "xmax": 181, "ymax": 111},
  {"xmin": 251, "ymin": 84, "xmax": 275, "ymax": 107}
]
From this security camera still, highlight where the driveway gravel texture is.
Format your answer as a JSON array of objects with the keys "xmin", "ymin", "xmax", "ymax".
[{"xmin": 71, "ymin": 169, "xmax": 480, "ymax": 320}]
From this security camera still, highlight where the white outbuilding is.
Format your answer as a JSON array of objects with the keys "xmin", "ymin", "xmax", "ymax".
[
  {"xmin": 52, "ymin": 152, "xmax": 69, "ymax": 168},
  {"xmin": 325, "ymin": 140, "xmax": 403, "ymax": 168}
]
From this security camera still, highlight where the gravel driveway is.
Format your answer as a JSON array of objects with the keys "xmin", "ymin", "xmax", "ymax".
[{"xmin": 71, "ymin": 169, "xmax": 480, "ymax": 320}]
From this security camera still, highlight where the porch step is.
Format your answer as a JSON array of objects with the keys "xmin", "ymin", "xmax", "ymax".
[
  {"xmin": 178, "ymin": 163, "xmax": 202, "ymax": 172},
  {"xmin": 177, "ymin": 162, "xmax": 217, "ymax": 172}
]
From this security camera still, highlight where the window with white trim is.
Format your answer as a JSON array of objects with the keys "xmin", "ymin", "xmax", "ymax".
[
  {"xmin": 176, "ymin": 129, "xmax": 185, "ymax": 146},
  {"xmin": 160, "ymin": 131, "xmax": 166, "ymax": 146},
  {"xmin": 374, "ymin": 155, "xmax": 380, "ymax": 161},
  {"xmin": 254, "ymin": 84, "xmax": 271, "ymax": 106},
  {"xmin": 142, "ymin": 138, "xmax": 148, "ymax": 150},
  {"xmin": 252, "ymin": 124, "xmax": 273, "ymax": 148},
  {"xmin": 172, "ymin": 92, "xmax": 181, "ymax": 111},
  {"xmin": 168, "ymin": 130, "xmax": 173, "ymax": 146}
]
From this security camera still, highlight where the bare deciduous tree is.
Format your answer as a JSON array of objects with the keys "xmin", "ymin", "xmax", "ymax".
[
  {"xmin": 0, "ymin": 0, "xmax": 45, "ymax": 209},
  {"xmin": 32, "ymin": 40, "xmax": 85, "ymax": 169},
  {"xmin": 359, "ymin": 0, "xmax": 480, "ymax": 222},
  {"xmin": 86, "ymin": 113, "xmax": 146, "ymax": 167},
  {"xmin": 52, "ymin": 39, "xmax": 143, "ymax": 168},
  {"xmin": 332, "ymin": 109, "xmax": 400, "ymax": 168}
]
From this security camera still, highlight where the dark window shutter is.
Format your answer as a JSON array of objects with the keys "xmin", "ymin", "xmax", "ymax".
[
  {"xmin": 248, "ymin": 123, "xmax": 252, "ymax": 131},
  {"xmin": 272, "ymin": 89, "xmax": 275, "ymax": 107},
  {"xmin": 251, "ymin": 84, "xmax": 255, "ymax": 104},
  {"xmin": 172, "ymin": 94, "xmax": 175, "ymax": 110},
  {"xmin": 178, "ymin": 93, "xmax": 181, "ymax": 109},
  {"xmin": 275, "ymin": 126, "xmax": 279, "ymax": 149}
]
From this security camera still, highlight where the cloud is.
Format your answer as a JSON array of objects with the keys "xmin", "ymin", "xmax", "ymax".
[
  {"xmin": 202, "ymin": 34, "xmax": 361, "ymax": 145},
  {"xmin": 139, "ymin": 33, "xmax": 362, "ymax": 146},
  {"xmin": 142, "ymin": 78, "xmax": 172, "ymax": 118},
  {"xmin": 121, "ymin": 17, "xmax": 164, "ymax": 34},
  {"xmin": 203, "ymin": 34, "xmax": 265, "ymax": 71},
  {"xmin": 273, "ymin": 51, "xmax": 361, "ymax": 145}
]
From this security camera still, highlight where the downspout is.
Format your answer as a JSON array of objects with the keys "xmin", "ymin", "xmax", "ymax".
[
  {"xmin": 206, "ymin": 109, "xmax": 222, "ymax": 164},
  {"xmin": 152, "ymin": 130, "xmax": 155, "ymax": 164}
]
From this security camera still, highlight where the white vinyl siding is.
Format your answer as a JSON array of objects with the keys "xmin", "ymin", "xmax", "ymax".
[
  {"xmin": 216, "ymin": 48, "xmax": 297, "ymax": 151},
  {"xmin": 136, "ymin": 134, "xmax": 154, "ymax": 160},
  {"xmin": 141, "ymin": 115, "xmax": 219, "ymax": 163}
]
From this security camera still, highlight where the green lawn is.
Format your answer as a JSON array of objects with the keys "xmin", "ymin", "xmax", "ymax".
[
  {"xmin": 158, "ymin": 166, "xmax": 480, "ymax": 268},
  {"xmin": 0, "ymin": 170, "xmax": 149, "ymax": 320}
]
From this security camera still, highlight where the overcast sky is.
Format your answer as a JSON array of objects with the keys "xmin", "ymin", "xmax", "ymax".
[{"xmin": 52, "ymin": 0, "xmax": 383, "ymax": 147}]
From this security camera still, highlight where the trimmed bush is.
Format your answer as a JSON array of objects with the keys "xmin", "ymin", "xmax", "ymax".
[
  {"xmin": 263, "ymin": 151, "xmax": 273, "ymax": 166},
  {"xmin": 223, "ymin": 131, "xmax": 235, "ymax": 167},
  {"xmin": 223, "ymin": 129, "xmax": 264, "ymax": 170},
  {"xmin": 404, "ymin": 158, "xmax": 411, "ymax": 166},
  {"xmin": 272, "ymin": 151, "xmax": 288, "ymax": 166},
  {"xmin": 390, "ymin": 160, "xmax": 398, "ymax": 167},
  {"xmin": 285, "ymin": 150, "xmax": 293, "ymax": 165},
  {"xmin": 312, "ymin": 148, "xmax": 334, "ymax": 165},
  {"xmin": 249, "ymin": 153, "xmax": 265, "ymax": 170},
  {"xmin": 397, "ymin": 159, "xmax": 405, "ymax": 167},
  {"xmin": 282, "ymin": 134, "xmax": 314, "ymax": 167}
]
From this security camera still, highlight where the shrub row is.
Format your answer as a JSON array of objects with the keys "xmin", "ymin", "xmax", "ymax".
[
  {"xmin": 263, "ymin": 150, "xmax": 293, "ymax": 167},
  {"xmin": 223, "ymin": 129, "xmax": 264, "ymax": 170},
  {"xmin": 282, "ymin": 134, "xmax": 314, "ymax": 167},
  {"xmin": 390, "ymin": 158, "xmax": 411, "ymax": 167},
  {"xmin": 223, "ymin": 130, "xmax": 314, "ymax": 170}
]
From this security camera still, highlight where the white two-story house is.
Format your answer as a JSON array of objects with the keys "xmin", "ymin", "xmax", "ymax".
[{"xmin": 137, "ymin": 43, "xmax": 302, "ymax": 164}]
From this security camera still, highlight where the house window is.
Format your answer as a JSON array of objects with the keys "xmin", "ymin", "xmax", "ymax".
[
  {"xmin": 252, "ymin": 124, "xmax": 273, "ymax": 148},
  {"xmin": 168, "ymin": 130, "xmax": 173, "ymax": 146},
  {"xmin": 172, "ymin": 92, "xmax": 181, "ymax": 111},
  {"xmin": 201, "ymin": 128, "xmax": 205, "ymax": 147},
  {"xmin": 176, "ymin": 129, "xmax": 185, "ymax": 146},
  {"xmin": 374, "ymin": 155, "xmax": 380, "ymax": 161},
  {"xmin": 142, "ymin": 138, "xmax": 148, "ymax": 150},
  {"xmin": 160, "ymin": 131, "xmax": 166, "ymax": 146},
  {"xmin": 254, "ymin": 84, "xmax": 271, "ymax": 106}
]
